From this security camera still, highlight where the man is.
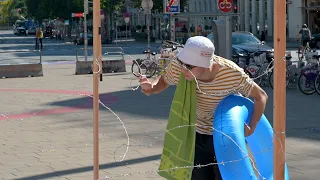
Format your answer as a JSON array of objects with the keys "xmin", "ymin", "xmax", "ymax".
[
  {"xmin": 298, "ymin": 24, "xmax": 311, "ymax": 55},
  {"xmin": 35, "ymin": 28, "xmax": 43, "ymax": 50},
  {"xmin": 138, "ymin": 36, "xmax": 268, "ymax": 179}
]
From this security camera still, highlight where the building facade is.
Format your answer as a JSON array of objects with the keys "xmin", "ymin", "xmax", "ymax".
[{"xmin": 187, "ymin": 0, "xmax": 320, "ymax": 41}]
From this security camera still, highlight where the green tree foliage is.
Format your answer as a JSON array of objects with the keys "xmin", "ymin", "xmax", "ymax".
[{"xmin": 0, "ymin": 0, "xmax": 27, "ymax": 23}]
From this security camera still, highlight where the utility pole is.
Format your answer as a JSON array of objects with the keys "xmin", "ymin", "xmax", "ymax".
[
  {"xmin": 92, "ymin": 0, "xmax": 102, "ymax": 179},
  {"xmin": 84, "ymin": 0, "xmax": 89, "ymax": 61}
]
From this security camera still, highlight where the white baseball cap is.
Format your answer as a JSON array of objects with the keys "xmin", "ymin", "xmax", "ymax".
[{"xmin": 177, "ymin": 36, "xmax": 215, "ymax": 68}]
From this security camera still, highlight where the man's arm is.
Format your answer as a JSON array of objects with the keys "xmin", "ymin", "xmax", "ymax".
[
  {"xmin": 248, "ymin": 83, "xmax": 268, "ymax": 129},
  {"xmin": 149, "ymin": 75, "xmax": 169, "ymax": 95}
]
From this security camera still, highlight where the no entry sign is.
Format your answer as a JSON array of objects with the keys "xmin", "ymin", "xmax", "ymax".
[{"xmin": 218, "ymin": 0, "xmax": 233, "ymax": 13}]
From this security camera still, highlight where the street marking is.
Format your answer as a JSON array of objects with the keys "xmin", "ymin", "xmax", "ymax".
[{"xmin": 0, "ymin": 88, "xmax": 119, "ymax": 120}]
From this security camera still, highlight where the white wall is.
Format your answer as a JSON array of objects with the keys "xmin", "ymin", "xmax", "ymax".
[{"xmin": 288, "ymin": 0, "xmax": 304, "ymax": 40}]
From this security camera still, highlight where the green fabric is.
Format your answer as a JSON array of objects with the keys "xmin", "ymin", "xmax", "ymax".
[{"xmin": 158, "ymin": 74, "xmax": 197, "ymax": 180}]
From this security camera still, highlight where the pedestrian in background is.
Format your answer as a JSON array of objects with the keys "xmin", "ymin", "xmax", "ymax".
[{"xmin": 35, "ymin": 28, "xmax": 43, "ymax": 50}]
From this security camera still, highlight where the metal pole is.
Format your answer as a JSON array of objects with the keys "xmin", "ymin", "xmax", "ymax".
[
  {"xmin": 92, "ymin": 0, "xmax": 101, "ymax": 179},
  {"xmin": 147, "ymin": 2, "xmax": 151, "ymax": 60},
  {"xmin": 84, "ymin": 0, "xmax": 88, "ymax": 61},
  {"xmin": 126, "ymin": 23, "xmax": 128, "ymax": 42},
  {"xmin": 225, "ymin": 16, "xmax": 232, "ymax": 60}
]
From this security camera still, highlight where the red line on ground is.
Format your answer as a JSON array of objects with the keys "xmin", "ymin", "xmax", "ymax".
[{"xmin": 0, "ymin": 88, "xmax": 118, "ymax": 120}]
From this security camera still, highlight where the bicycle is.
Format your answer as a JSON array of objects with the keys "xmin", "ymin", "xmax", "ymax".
[
  {"xmin": 268, "ymin": 53, "xmax": 297, "ymax": 89},
  {"xmin": 297, "ymin": 40, "xmax": 312, "ymax": 61},
  {"xmin": 297, "ymin": 54, "xmax": 320, "ymax": 95},
  {"xmin": 131, "ymin": 41, "xmax": 183, "ymax": 78},
  {"xmin": 131, "ymin": 51, "xmax": 159, "ymax": 78},
  {"xmin": 235, "ymin": 50, "xmax": 272, "ymax": 86}
]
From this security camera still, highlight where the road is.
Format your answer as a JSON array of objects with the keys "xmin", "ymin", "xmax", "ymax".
[{"xmin": 0, "ymin": 30, "xmax": 161, "ymax": 65}]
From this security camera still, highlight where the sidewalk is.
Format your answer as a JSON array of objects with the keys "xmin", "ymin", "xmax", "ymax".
[{"xmin": 0, "ymin": 64, "xmax": 319, "ymax": 179}]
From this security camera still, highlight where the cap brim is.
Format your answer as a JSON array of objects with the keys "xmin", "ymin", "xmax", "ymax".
[{"xmin": 177, "ymin": 49, "xmax": 213, "ymax": 68}]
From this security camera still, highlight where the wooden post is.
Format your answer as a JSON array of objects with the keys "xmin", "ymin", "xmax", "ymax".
[
  {"xmin": 273, "ymin": 0, "xmax": 286, "ymax": 179},
  {"xmin": 93, "ymin": 0, "xmax": 102, "ymax": 179}
]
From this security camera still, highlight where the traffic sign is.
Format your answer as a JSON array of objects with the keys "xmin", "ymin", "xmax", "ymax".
[
  {"xmin": 164, "ymin": 0, "xmax": 180, "ymax": 14},
  {"xmin": 72, "ymin": 12, "xmax": 84, "ymax": 18},
  {"xmin": 217, "ymin": 0, "xmax": 233, "ymax": 13},
  {"xmin": 141, "ymin": 0, "xmax": 153, "ymax": 14}
]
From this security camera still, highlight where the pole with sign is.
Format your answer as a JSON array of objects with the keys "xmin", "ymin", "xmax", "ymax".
[
  {"xmin": 164, "ymin": 0, "xmax": 180, "ymax": 42},
  {"xmin": 141, "ymin": 0, "xmax": 153, "ymax": 60},
  {"xmin": 124, "ymin": 12, "xmax": 130, "ymax": 42},
  {"xmin": 217, "ymin": 0, "xmax": 233, "ymax": 59}
]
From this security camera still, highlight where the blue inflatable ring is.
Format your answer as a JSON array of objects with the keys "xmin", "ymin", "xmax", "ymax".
[{"xmin": 213, "ymin": 94, "xmax": 290, "ymax": 180}]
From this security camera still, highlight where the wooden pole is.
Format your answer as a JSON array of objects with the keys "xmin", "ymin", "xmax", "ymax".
[
  {"xmin": 273, "ymin": 0, "xmax": 286, "ymax": 179},
  {"xmin": 93, "ymin": 0, "xmax": 101, "ymax": 179}
]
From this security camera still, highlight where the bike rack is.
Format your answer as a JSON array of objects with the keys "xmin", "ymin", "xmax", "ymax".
[
  {"xmin": 0, "ymin": 49, "xmax": 43, "ymax": 78},
  {"xmin": 75, "ymin": 46, "xmax": 126, "ymax": 75}
]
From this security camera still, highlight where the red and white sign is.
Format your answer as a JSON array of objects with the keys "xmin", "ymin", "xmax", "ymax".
[
  {"xmin": 217, "ymin": 0, "xmax": 233, "ymax": 13},
  {"xmin": 72, "ymin": 12, "xmax": 84, "ymax": 18}
]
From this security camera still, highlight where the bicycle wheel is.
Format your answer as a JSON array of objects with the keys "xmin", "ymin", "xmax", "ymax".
[
  {"xmin": 314, "ymin": 73, "xmax": 320, "ymax": 95},
  {"xmin": 131, "ymin": 60, "xmax": 142, "ymax": 77},
  {"xmin": 268, "ymin": 69, "xmax": 290, "ymax": 89},
  {"xmin": 297, "ymin": 74, "xmax": 315, "ymax": 95},
  {"xmin": 145, "ymin": 62, "xmax": 158, "ymax": 78}
]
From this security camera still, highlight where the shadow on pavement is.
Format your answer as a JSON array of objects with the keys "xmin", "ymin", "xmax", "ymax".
[
  {"xmin": 16, "ymin": 154, "xmax": 161, "ymax": 180},
  {"xmin": 47, "ymin": 86, "xmax": 320, "ymax": 141}
]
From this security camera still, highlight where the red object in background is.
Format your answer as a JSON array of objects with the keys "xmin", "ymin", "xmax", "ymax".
[
  {"xmin": 218, "ymin": 0, "xmax": 233, "ymax": 13},
  {"xmin": 17, "ymin": 8, "xmax": 21, "ymax": 13},
  {"xmin": 124, "ymin": 12, "xmax": 130, "ymax": 18}
]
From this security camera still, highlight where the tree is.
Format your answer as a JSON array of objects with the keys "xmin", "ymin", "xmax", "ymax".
[{"xmin": 0, "ymin": 0, "xmax": 26, "ymax": 23}]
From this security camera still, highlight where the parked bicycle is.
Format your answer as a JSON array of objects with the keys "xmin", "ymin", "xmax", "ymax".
[
  {"xmin": 297, "ymin": 54, "xmax": 320, "ymax": 95},
  {"xmin": 268, "ymin": 53, "xmax": 297, "ymax": 89},
  {"xmin": 314, "ymin": 65, "xmax": 320, "ymax": 95},
  {"xmin": 234, "ymin": 50, "xmax": 272, "ymax": 86},
  {"xmin": 131, "ymin": 41, "xmax": 183, "ymax": 78}
]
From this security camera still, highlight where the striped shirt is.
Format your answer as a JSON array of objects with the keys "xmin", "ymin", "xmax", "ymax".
[{"xmin": 163, "ymin": 55, "xmax": 254, "ymax": 135}]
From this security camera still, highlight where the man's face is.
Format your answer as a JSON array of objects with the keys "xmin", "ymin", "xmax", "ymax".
[{"xmin": 177, "ymin": 59, "xmax": 206, "ymax": 81}]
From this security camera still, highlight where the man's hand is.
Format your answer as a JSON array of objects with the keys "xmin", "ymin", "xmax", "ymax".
[
  {"xmin": 138, "ymin": 75, "xmax": 153, "ymax": 96},
  {"xmin": 244, "ymin": 123, "xmax": 257, "ymax": 137}
]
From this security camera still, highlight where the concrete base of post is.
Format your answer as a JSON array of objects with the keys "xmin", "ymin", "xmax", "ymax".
[
  {"xmin": 0, "ymin": 63, "xmax": 43, "ymax": 78},
  {"xmin": 75, "ymin": 60, "xmax": 126, "ymax": 75}
]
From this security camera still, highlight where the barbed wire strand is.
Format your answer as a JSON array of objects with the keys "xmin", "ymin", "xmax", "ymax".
[{"xmin": 0, "ymin": 50, "xmax": 288, "ymax": 179}]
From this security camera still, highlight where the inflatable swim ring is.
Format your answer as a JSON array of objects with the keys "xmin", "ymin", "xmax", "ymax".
[{"xmin": 213, "ymin": 94, "xmax": 290, "ymax": 180}]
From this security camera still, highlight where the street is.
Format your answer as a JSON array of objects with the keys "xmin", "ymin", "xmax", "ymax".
[
  {"xmin": 0, "ymin": 30, "xmax": 160, "ymax": 66},
  {"xmin": 0, "ymin": 30, "xmax": 320, "ymax": 180}
]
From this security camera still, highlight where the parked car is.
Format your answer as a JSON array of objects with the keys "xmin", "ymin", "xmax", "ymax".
[
  {"xmin": 207, "ymin": 31, "xmax": 274, "ymax": 62},
  {"xmin": 28, "ymin": 26, "xmax": 37, "ymax": 35},
  {"xmin": 74, "ymin": 33, "xmax": 93, "ymax": 45},
  {"xmin": 16, "ymin": 27, "xmax": 27, "ymax": 36}
]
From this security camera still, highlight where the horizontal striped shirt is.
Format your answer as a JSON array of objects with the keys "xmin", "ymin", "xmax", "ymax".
[{"xmin": 163, "ymin": 55, "xmax": 254, "ymax": 135}]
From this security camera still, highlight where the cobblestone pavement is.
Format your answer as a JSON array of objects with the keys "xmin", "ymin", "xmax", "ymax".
[{"xmin": 0, "ymin": 64, "xmax": 319, "ymax": 180}]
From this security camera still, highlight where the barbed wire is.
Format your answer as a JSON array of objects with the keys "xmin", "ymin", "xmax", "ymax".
[
  {"xmin": 0, "ymin": 90, "xmax": 285, "ymax": 180},
  {"xmin": 0, "ymin": 49, "xmax": 288, "ymax": 179}
]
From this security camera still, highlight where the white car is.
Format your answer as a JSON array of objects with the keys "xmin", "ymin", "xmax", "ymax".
[{"xmin": 28, "ymin": 27, "xmax": 37, "ymax": 34}]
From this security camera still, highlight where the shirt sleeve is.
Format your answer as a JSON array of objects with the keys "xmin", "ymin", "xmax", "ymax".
[
  {"xmin": 236, "ymin": 70, "xmax": 254, "ymax": 97},
  {"xmin": 163, "ymin": 60, "xmax": 181, "ymax": 85}
]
